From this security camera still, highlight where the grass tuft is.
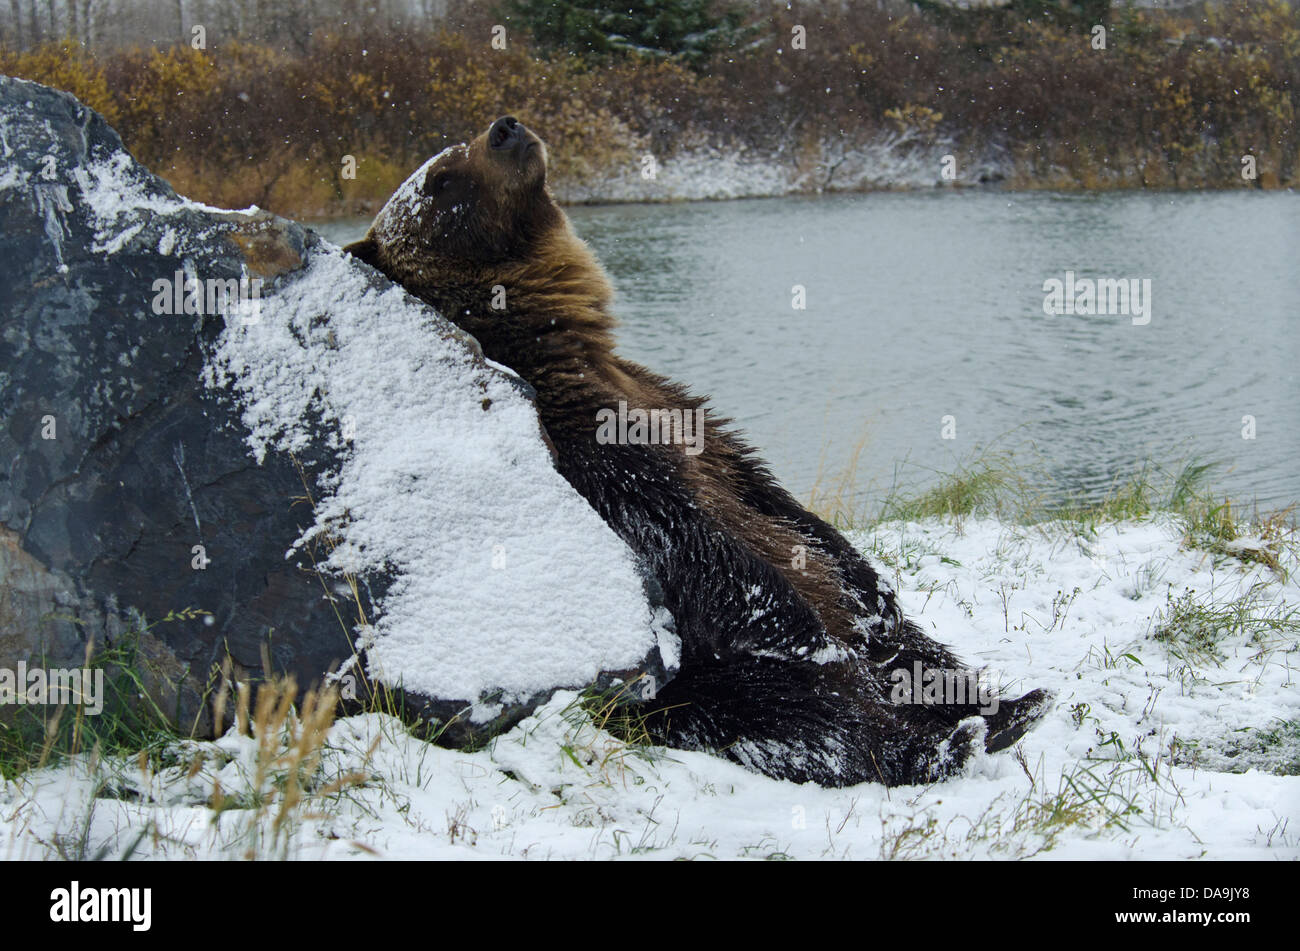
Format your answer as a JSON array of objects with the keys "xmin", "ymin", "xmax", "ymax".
[{"xmin": 810, "ymin": 450, "xmax": 1297, "ymax": 579}]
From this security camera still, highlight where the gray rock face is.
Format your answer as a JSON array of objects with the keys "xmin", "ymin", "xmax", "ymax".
[{"xmin": 0, "ymin": 77, "xmax": 669, "ymax": 744}]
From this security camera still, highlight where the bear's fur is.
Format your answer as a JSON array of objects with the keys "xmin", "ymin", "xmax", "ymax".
[{"xmin": 345, "ymin": 116, "xmax": 1049, "ymax": 786}]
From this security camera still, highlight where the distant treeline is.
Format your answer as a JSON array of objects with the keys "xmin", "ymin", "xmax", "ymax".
[{"xmin": 1, "ymin": 0, "xmax": 1294, "ymax": 215}]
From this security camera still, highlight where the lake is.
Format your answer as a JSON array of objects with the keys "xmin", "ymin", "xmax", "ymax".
[{"xmin": 312, "ymin": 189, "xmax": 1300, "ymax": 516}]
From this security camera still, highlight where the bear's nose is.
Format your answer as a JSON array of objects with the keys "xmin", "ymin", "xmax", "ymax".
[{"xmin": 489, "ymin": 116, "xmax": 522, "ymax": 151}]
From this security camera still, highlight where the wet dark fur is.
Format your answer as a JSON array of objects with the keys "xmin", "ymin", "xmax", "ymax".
[{"xmin": 345, "ymin": 118, "xmax": 1050, "ymax": 786}]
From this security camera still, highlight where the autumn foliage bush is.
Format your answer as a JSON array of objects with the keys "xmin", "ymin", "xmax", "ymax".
[{"xmin": 1, "ymin": 0, "xmax": 1294, "ymax": 216}]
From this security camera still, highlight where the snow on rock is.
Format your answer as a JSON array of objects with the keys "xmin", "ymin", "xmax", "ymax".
[{"xmin": 203, "ymin": 245, "xmax": 660, "ymax": 709}]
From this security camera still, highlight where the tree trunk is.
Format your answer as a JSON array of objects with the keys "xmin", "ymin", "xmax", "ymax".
[
  {"xmin": 8, "ymin": 0, "xmax": 25, "ymax": 48},
  {"xmin": 81, "ymin": 0, "xmax": 93, "ymax": 48}
]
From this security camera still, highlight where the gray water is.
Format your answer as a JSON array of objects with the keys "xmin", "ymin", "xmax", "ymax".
[{"xmin": 314, "ymin": 189, "xmax": 1300, "ymax": 514}]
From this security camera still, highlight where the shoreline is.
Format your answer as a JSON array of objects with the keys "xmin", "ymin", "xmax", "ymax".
[{"xmin": 297, "ymin": 173, "xmax": 1294, "ymax": 222}]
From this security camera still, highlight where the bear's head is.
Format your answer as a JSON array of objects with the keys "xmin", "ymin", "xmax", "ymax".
[
  {"xmin": 344, "ymin": 116, "xmax": 574, "ymax": 295},
  {"xmin": 345, "ymin": 116, "xmax": 614, "ymax": 368}
]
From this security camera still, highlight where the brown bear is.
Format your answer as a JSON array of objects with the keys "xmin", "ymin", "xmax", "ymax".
[{"xmin": 345, "ymin": 116, "xmax": 1049, "ymax": 786}]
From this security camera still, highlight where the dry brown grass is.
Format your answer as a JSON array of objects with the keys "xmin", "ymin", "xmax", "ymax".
[{"xmin": 2, "ymin": 1, "xmax": 1294, "ymax": 216}]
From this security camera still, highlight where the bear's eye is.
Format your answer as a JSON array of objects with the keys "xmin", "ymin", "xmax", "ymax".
[{"xmin": 428, "ymin": 171, "xmax": 454, "ymax": 196}]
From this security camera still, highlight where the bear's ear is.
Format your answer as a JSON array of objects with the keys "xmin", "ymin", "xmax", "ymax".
[{"xmin": 343, "ymin": 236, "xmax": 380, "ymax": 268}]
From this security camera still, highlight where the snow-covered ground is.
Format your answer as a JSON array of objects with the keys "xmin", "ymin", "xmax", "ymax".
[
  {"xmin": 552, "ymin": 133, "xmax": 1006, "ymax": 203},
  {"xmin": 4, "ymin": 514, "xmax": 1296, "ymax": 861}
]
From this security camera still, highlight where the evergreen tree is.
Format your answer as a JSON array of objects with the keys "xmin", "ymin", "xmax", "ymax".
[
  {"xmin": 505, "ymin": 0, "xmax": 751, "ymax": 67},
  {"xmin": 914, "ymin": 0, "xmax": 1113, "ymax": 35}
]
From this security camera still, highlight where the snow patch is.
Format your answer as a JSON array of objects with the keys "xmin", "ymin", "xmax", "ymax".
[
  {"xmin": 203, "ymin": 245, "xmax": 658, "ymax": 705},
  {"xmin": 70, "ymin": 150, "xmax": 257, "ymax": 256}
]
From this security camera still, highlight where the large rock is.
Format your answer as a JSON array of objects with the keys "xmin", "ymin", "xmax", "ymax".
[{"xmin": 0, "ymin": 77, "xmax": 673, "ymax": 744}]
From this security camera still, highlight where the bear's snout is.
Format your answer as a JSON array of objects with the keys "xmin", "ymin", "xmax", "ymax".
[
  {"xmin": 484, "ymin": 115, "xmax": 546, "ymax": 180},
  {"xmin": 489, "ymin": 115, "xmax": 523, "ymax": 152}
]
